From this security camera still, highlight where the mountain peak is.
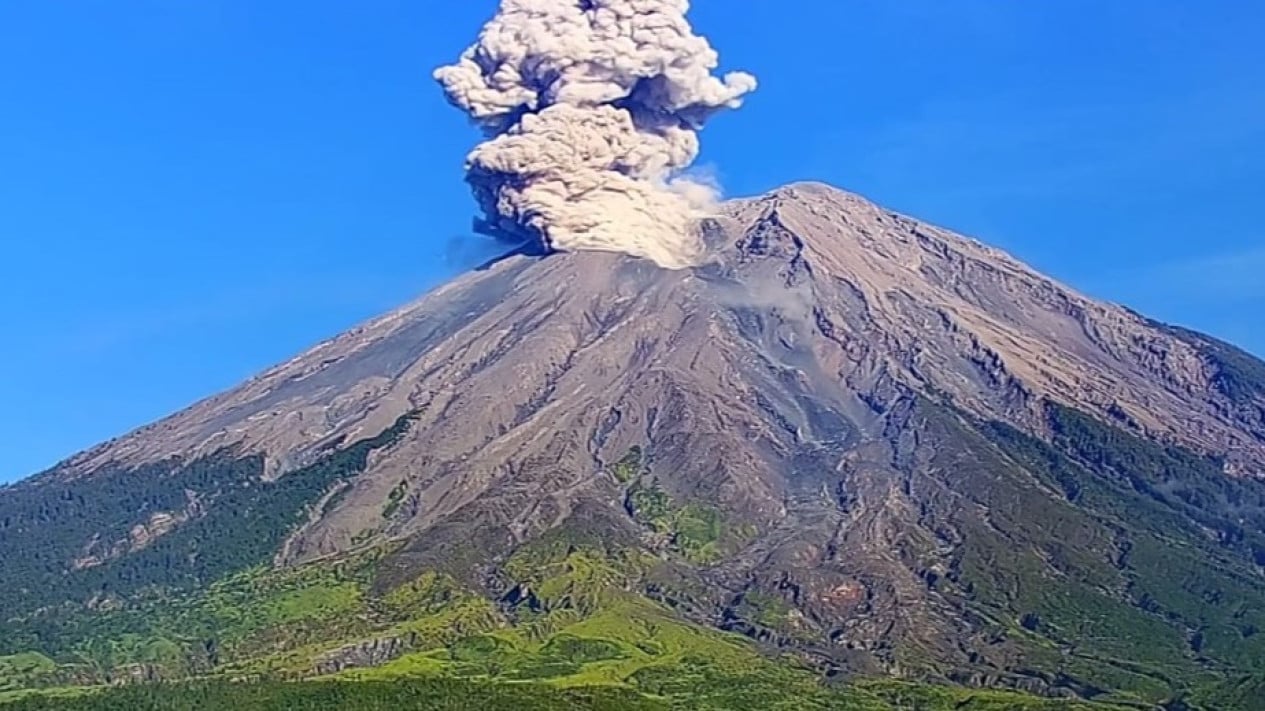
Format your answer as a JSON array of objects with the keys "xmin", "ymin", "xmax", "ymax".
[{"xmin": 737, "ymin": 181, "xmax": 1019, "ymax": 267}]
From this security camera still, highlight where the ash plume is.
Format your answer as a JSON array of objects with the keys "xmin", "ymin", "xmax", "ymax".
[{"xmin": 435, "ymin": 0, "xmax": 756, "ymax": 269}]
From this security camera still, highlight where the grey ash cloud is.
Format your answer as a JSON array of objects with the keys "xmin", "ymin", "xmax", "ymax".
[{"xmin": 435, "ymin": 0, "xmax": 756, "ymax": 269}]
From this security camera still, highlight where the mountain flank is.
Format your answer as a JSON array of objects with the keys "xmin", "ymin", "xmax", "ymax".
[{"xmin": 3, "ymin": 183, "xmax": 1265, "ymax": 709}]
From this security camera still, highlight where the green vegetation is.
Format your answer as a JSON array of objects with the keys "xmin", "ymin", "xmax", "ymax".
[
  {"xmin": 855, "ymin": 680, "xmax": 1135, "ymax": 710},
  {"xmin": 0, "ymin": 678, "xmax": 664, "ymax": 711},
  {"xmin": 609, "ymin": 446, "xmax": 644, "ymax": 484},
  {"xmin": 1050, "ymin": 404, "xmax": 1265, "ymax": 559},
  {"xmin": 4, "ymin": 380, "xmax": 1265, "ymax": 708},
  {"xmin": 382, "ymin": 480, "xmax": 408, "ymax": 519},
  {"xmin": 1044, "ymin": 401, "xmax": 1265, "ymax": 653},
  {"xmin": 0, "ymin": 674, "xmax": 1155, "ymax": 711},
  {"xmin": 0, "ymin": 453, "xmax": 262, "ymax": 617},
  {"xmin": 967, "ymin": 401, "xmax": 1265, "ymax": 705},
  {"xmin": 502, "ymin": 537, "xmax": 649, "ymax": 621},
  {"xmin": 1184, "ymin": 673, "xmax": 1265, "ymax": 711},
  {"xmin": 0, "ymin": 525, "xmax": 1141, "ymax": 710},
  {"xmin": 625, "ymin": 483, "xmax": 727, "ymax": 563},
  {"xmin": 734, "ymin": 591, "xmax": 796, "ymax": 631},
  {"xmin": 1154, "ymin": 321, "xmax": 1265, "ymax": 403},
  {"xmin": 614, "ymin": 447, "xmax": 728, "ymax": 562},
  {"xmin": 0, "ymin": 655, "xmax": 57, "ymax": 694},
  {"xmin": 627, "ymin": 485, "xmax": 672, "ymax": 526},
  {"xmin": 0, "ymin": 549, "xmax": 390, "ymax": 681},
  {"xmin": 0, "ymin": 413, "xmax": 414, "ymax": 621}
]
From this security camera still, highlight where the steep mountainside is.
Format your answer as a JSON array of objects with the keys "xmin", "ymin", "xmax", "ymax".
[
  {"xmin": 57, "ymin": 184, "xmax": 1265, "ymax": 485},
  {"xmin": 3, "ymin": 183, "xmax": 1265, "ymax": 709}
]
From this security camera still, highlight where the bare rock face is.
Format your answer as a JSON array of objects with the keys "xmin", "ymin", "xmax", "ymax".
[
  {"xmin": 72, "ymin": 490, "xmax": 204, "ymax": 570},
  {"xmin": 32, "ymin": 181, "xmax": 1265, "ymax": 686},
  {"xmin": 313, "ymin": 635, "xmax": 416, "ymax": 676}
]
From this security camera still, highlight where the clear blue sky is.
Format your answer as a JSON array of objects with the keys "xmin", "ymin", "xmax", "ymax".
[{"xmin": 2, "ymin": 1, "xmax": 1262, "ymax": 481}]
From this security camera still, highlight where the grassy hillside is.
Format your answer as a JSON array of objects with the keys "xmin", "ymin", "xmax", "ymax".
[
  {"xmin": 0, "ymin": 677, "xmax": 1150, "ymax": 711},
  {"xmin": 0, "ymin": 534, "xmax": 1142, "ymax": 710}
]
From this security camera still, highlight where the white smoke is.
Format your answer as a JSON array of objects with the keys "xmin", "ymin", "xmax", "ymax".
[{"xmin": 436, "ymin": 0, "xmax": 756, "ymax": 269}]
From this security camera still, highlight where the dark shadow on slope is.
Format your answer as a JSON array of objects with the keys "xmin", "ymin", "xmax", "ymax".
[{"xmin": 474, "ymin": 241, "xmax": 547, "ymax": 272}]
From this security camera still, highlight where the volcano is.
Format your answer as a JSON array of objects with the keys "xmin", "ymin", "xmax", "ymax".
[{"xmin": 3, "ymin": 183, "xmax": 1264, "ymax": 708}]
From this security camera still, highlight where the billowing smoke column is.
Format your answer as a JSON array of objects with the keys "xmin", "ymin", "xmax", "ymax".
[{"xmin": 435, "ymin": 0, "xmax": 756, "ymax": 269}]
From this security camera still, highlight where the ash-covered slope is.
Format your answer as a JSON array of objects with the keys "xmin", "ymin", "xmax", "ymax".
[
  {"xmin": 60, "ymin": 182, "xmax": 1265, "ymax": 485},
  {"xmin": 721, "ymin": 184, "xmax": 1264, "ymax": 468},
  {"xmin": 6, "ymin": 182, "xmax": 1265, "ymax": 702}
]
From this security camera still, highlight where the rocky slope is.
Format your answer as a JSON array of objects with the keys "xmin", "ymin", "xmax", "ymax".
[
  {"xmin": 4, "ymin": 182, "xmax": 1265, "ymax": 706},
  {"xmin": 61, "ymin": 182, "xmax": 1264, "ymax": 484}
]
